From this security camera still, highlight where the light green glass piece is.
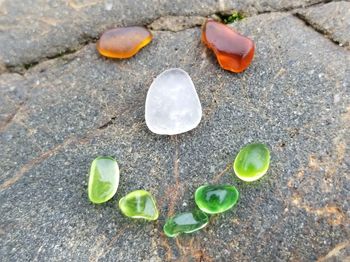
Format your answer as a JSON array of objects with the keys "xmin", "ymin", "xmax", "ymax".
[
  {"xmin": 163, "ymin": 209, "xmax": 209, "ymax": 237},
  {"xmin": 88, "ymin": 156, "xmax": 120, "ymax": 204},
  {"xmin": 119, "ymin": 190, "xmax": 159, "ymax": 221},
  {"xmin": 195, "ymin": 185, "xmax": 239, "ymax": 214},
  {"xmin": 233, "ymin": 143, "xmax": 270, "ymax": 182}
]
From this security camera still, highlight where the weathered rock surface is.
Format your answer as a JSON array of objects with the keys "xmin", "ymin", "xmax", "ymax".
[
  {"xmin": 0, "ymin": 1, "xmax": 349, "ymax": 261},
  {"xmin": 296, "ymin": 1, "xmax": 350, "ymax": 48},
  {"xmin": 0, "ymin": 0, "xmax": 328, "ymax": 71}
]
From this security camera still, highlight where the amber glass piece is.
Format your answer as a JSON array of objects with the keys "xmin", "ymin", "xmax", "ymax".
[
  {"xmin": 97, "ymin": 26, "xmax": 152, "ymax": 58},
  {"xmin": 202, "ymin": 19, "xmax": 255, "ymax": 73}
]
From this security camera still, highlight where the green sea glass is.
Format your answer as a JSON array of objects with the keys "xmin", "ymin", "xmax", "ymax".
[
  {"xmin": 195, "ymin": 185, "xmax": 239, "ymax": 214},
  {"xmin": 88, "ymin": 156, "xmax": 119, "ymax": 204},
  {"xmin": 119, "ymin": 190, "xmax": 159, "ymax": 220},
  {"xmin": 163, "ymin": 209, "xmax": 209, "ymax": 237},
  {"xmin": 233, "ymin": 143, "xmax": 270, "ymax": 182}
]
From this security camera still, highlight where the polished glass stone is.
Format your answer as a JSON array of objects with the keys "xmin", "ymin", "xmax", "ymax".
[
  {"xmin": 234, "ymin": 143, "xmax": 270, "ymax": 182},
  {"xmin": 119, "ymin": 190, "xmax": 159, "ymax": 220},
  {"xmin": 202, "ymin": 19, "xmax": 255, "ymax": 73},
  {"xmin": 163, "ymin": 209, "xmax": 209, "ymax": 237},
  {"xmin": 195, "ymin": 185, "xmax": 239, "ymax": 214},
  {"xmin": 96, "ymin": 26, "xmax": 152, "ymax": 58},
  {"xmin": 145, "ymin": 68, "xmax": 202, "ymax": 135},
  {"xmin": 88, "ymin": 156, "xmax": 119, "ymax": 204}
]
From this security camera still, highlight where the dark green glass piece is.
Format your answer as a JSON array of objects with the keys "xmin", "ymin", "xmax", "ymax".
[
  {"xmin": 195, "ymin": 185, "xmax": 239, "ymax": 214},
  {"xmin": 163, "ymin": 209, "xmax": 209, "ymax": 237}
]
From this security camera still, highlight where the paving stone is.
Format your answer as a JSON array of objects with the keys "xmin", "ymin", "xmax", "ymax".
[
  {"xmin": 0, "ymin": 6, "xmax": 349, "ymax": 262},
  {"xmin": 297, "ymin": 1, "xmax": 350, "ymax": 48}
]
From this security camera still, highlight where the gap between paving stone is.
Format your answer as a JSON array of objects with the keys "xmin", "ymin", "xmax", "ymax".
[
  {"xmin": 1, "ymin": 0, "xmax": 342, "ymax": 75},
  {"xmin": 293, "ymin": 12, "xmax": 345, "ymax": 47}
]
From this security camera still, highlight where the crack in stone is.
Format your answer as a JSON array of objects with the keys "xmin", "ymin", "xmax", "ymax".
[
  {"xmin": 211, "ymin": 163, "xmax": 231, "ymax": 183},
  {"xmin": 0, "ymin": 101, "xmax": 23, "ymax": 132},
  {"xmin": 0, "ymin": 81, "xmax": 39, "ymax": 133},
  {"xmin": 254, "ymin": 0, "xmax": 335, "ymax": 14},
  {"xmin": 5, "ymin": 36, "xmax": 98, "ymax": 75},
  {"xmin": 0, "ymin": 133, "xmax": 94, "ymax": 191},
  {"xmin": 293, "ymin": 12, "xmax": 344, "ymax": 48},
  {"xmin": 175, "ymin": 238, "xmax": 214, "ymax": 261},
  {"xmin": 98, "ymin": 116, "xmax": 117, "ymax": 129},
  {"xmin": 147, "ymin": 15, "xmax": 206, "ymax": 32}
]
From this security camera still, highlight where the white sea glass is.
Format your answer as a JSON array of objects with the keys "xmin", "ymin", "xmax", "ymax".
[{"xmin": 145, "ymin": 68, "xmax": 202, "ymax": 135}]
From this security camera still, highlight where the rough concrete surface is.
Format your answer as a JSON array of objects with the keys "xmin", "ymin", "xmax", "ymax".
[
  {"xmin": 0, "ymin": 0, "xmax": 349, "ymax": 261},
  {"xmin": 296, "ymin": 1, "xmax": 350, "ymax": 48}
]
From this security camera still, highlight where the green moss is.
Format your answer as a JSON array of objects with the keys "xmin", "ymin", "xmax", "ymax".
[{"xmin": 218, "ymin": 11, "xmax": 244, "ymax": 24}]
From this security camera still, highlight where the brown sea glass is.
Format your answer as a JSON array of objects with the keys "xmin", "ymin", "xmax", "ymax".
[
  {"xmin": 97, "ymin": 26, "xmax": 152, "ymax": 59},
  {"xmin": 202, "ymin": 20, "xmax": 255, "ymax": 73}
]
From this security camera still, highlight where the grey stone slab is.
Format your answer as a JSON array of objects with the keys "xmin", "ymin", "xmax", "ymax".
[
  {"xmin": 0, "ymin": 11, "xmax": 349, "ymax": 262},
  {"xmin": 296, "ymin": 1, "xmax": 350, "ymax": 48},
  {"xmin": 0, "ymin": 0, "xmax": 326, "ymax": 70}
]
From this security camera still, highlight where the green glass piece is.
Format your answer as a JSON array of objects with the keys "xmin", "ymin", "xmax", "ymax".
[
  {"xmin": 163, "ymin": 210, "xmax": 209, "ymax": 237},
  {"xmin": 88, "ymin": 156, "xmax": 119, "ymax": 204},
  {"xmin": 119, "ymin": 190, "xmax": 159, "ymax": 221},
  {"xmin": 233, "ymin": 143, "xmax": 270, "ymax": 182},
  {"xmin": 195, "ymin": 185, "xmax": 239, "ymax": 214}
]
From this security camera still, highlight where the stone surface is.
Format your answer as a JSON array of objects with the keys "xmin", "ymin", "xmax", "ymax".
[
  {"xmin": 0, "ymin": 73, "xmax": 26, "ymax": 129},
  {"xmin": 0, "ymin": 0, "xmax": 327, "ymax": 71},
  {"xmin": 163, "ymin": 209, "xmax": 209, "ymax": 237},
  {"xmin": 97, "ymin": 27, "xmax": 152, "ymax": 58},
  {"xmin": 88, "ymin": 156, "xmax": 119, "ymax": 204},
  {"xmin": 119, "ymin": 190, "xmax": 159, "ymax": 220},
  {"xmin": 145, "ymin": 68, "xmax": 202, "ymax": 135},
  {"xmin": 195, "ymin": 185, "xmax": 239, "ymax": 214},
  {"xmin": 233, "ymin": 143, "xmax": 270, "ymax": 182},
  {"xmin": 296, "ymin": 1, "xmax": 350, "ymax": 49},
  {"xmin": 0, "ymin": 2, "xmax": 349, "ymax": 261},
  {"xmin": 202, "ymin": 19, "xmax": 255, "ymax": 73}
]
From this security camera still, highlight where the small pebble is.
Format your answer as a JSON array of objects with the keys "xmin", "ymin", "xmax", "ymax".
[
  {"xmin": 195, "ymin": 185, "xmax": 239, "ymax": 214},
  {"xmin": 233, "ymin": 143, "xmax": 270, "ymax": 182},
  {"xmin": 145, "ymin": 68, "xmax": 202, "ymax": 135},
  {"xmin": 97, "ymin": 26, "xmax": 152, "ymax": 58},
  {"xmin": 88, "ymin": 156, "xmax": 119, "ymax": 204},
  {"xmin": 119, "ymin": 190, "xmax": 159, "ymax": 221},
  {"xmin": 163, "ymin": 210, "xmax": 209, "ymax": 237},
  {"xmin": 202, "ymin": 19, "xmax": 255, "ymax": 73}
]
